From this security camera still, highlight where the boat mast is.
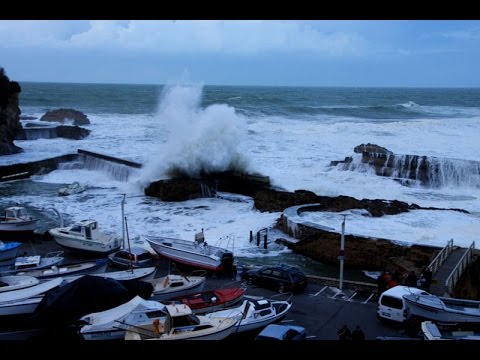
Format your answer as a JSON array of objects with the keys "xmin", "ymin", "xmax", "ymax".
[
  {"xmin": 125, "ymin": 216, "xmax": 133, "ymax": 273},
  {"xmin": 121, "ymin": 194, "xmax": 126, "ymax": 250},
  {"xmin": 339, "ymin": 214, "xmax": 347, "ymax": 291}
]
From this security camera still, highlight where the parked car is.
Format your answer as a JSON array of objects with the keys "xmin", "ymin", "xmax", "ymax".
[
  {"xmin": 107, "ymin": 247, "xmax": 155, "ymax": 269},
  {"xmin": 241, "ymin": 264, "xmax": 308, "ymax": 293},
  {"xmin": 255, "ymin": 324, "xmax": 306, "ymax": 340}
]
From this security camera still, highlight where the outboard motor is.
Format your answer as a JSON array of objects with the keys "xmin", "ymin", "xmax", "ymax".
[{"xmin": 220, "ymin": 252, "xmax": 234, "ymax": 271}]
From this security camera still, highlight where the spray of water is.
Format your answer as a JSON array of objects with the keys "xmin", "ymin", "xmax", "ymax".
[{"xmin": 138, "ymin": 83, "xmax": 250, "ymax": 185}]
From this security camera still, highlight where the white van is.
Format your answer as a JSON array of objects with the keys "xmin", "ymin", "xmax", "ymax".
[{"xmin": 377, "ymin": 286, "xmax": 430, "ymax": 323}]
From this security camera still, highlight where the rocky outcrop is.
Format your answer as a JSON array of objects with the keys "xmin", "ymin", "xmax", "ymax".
[
  {"xmin": 0, "ymin": 68, "xmax": 23, "ymax": 155},
  {"xmin": 276, "ymin": 215, "xmax": 439, "ymax": 273},
  {"xmin": 40, "ymin": 108, "xmax": 90, "ymax": 125},
  {"xmin": 145, "ymin": 171, "xmax": 271, "ymax": 201},
  {"xmin": 16, "ymin": 125, "xmax": 91, "ymax": 140},
  {"xmin": 331, "ymin": 143, "xmax": 480, "ymax": 188},
  {"xmin": 56, "ymin": 125, "xmax": 91, "ymax": 139},
  {"xmin": 253, "ymin": 189, "xmax": 421, "ymax": 215},
  {"xmin": 145, "ymin": 169, "xmax": 468, "ymax": 271}
]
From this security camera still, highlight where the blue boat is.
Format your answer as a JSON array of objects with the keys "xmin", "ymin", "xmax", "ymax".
[{"xmin": 0, "ymin": 241, "xmax": 22, "ymax": 262}]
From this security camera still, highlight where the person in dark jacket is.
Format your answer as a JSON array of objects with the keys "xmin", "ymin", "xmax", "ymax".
[
  {"xmin": 351, "ymin": 325, "xmax": 365, "ymax": 341},
  {"xmin": 337, "ymin": 325, "xmax": 351, "ymax": 341},
  {"xmin": 405, "ymin": 271, "xmax": 418, "ymax": 287}
]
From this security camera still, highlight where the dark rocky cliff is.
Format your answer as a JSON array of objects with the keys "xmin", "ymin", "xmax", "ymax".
[{"xmin": 0, "ymin": 67, "xmax": 23, "ymax": 155}]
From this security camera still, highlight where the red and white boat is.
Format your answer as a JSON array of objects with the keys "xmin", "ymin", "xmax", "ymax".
[{"xmin": 172, "ymin": 287, "xmax": 246, "ymax": 314}]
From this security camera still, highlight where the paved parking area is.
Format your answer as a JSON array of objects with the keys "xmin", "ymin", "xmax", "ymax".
[{"xmin": 204, "ymin": 276, "xmax": 407, "ymax": 340}]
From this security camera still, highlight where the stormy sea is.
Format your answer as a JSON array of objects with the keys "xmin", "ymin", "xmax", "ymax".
[{"xmin": 1, "ymin": 83, "xmax": 479, "ymax": 281}]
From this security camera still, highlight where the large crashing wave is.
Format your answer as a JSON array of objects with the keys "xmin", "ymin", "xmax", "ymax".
[{"xmin": 139, "ymin": 84, "xmax": 250, "ymax": 184}]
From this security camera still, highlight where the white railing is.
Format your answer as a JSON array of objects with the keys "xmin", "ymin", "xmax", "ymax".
[
  {"xmin": 426, "ymin": 238, "xmax": 454, "ymax": 275},
  {"xmin": 445, "ymin": 241, "xmax": 476, "ymax": 295}
]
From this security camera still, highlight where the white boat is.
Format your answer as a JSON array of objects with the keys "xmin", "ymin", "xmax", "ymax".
[
  {"xmin": 58, "ymin": 182, "xmax": 87, "ymax": 196},
  {"xmin": 0, "ymin": 275, "xmax": 40, "ymax": 293},
  {"xmin": 14, "ymin": 259, "xmax": 108, "ymax": 280},
  {"xmin": 145, "ymin": 274, "xmax": 206, "ymax": 301},
  {"xmin": 0, "ymin": 277, "xmax": 63, "ymax": 316},
  {"xmin": 404, "ymin": 293, "xmax": 480, "ymax": 323},
  {"xmin": 421, "ymin": 321, "xmax": 480, "ymax": 340},
  {"xmin": 0, "ymin": 252, "xmax": 65, "ymax": 275},
  {"xmin": 0, "ymin": 206, "xmax": 37, "ymax": 234},
  {"xmin": 205, "ymin": 295, "xmax": 292, "ymax": 333},
  {"xmin": 144, "ymin": 230, "xmax": 234, "ymax": 272},
  {"xmin": 79, "ymin": 295, "xmax": 166, "ymax": 340},
  {"xmin": 49, "ymin": 219, "xmax": 121, "ymax": 255},
  {"xmin": 80, "ymin": 296, "xmax": 239, "ymax": 341},
  {"xmin": 124, "ymin": 302, "xmax": 238, "ymax": 340},
  {"xmin": 0, "ymin": 241, "xmax": 22, "ymax": 262},
  {"xmin": 62, "ymin": 266, "xmax": 157, "ymax": 285},
  {"xmin": 0, "ymin": 295, "xmax": 44, "ymax": 317}
]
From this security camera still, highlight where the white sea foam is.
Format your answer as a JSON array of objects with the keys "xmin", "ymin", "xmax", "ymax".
[
  {"xmin": 139, "ymin": 84, "xmax": 250, "ymax": 185},
  {"xmin": 2, "ymin": 86, "xmax": 480, "ymax": 256}
]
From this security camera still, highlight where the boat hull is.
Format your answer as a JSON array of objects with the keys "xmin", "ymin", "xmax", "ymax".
[
  {"xmin": 50, "ymin": 231, "xmax": 120, "ymax": 255},
  {"xmin": 405, "ymin": 294, "xmax": 480, "ymax": 323},
  {"xmin": 150, "ymin": 278, "xmax": 206, "ymax": 301},
  {"xmin": 0, "ymin": 242, "xmax": 22, "ymax": 262},
  {"xmin": 0, "ymin": 220, "xmax": 36, "ymax": 233},
  {"xmin": 146, "ymin": 236, "xmax": 233, "ymax": 272},
  {"xmin": 177, "ymin": 288, "xmax": 246, "ymax": 314},
  {"xmin": 0, "ymin": 296, "xmax": 43, "ymax": 317}
]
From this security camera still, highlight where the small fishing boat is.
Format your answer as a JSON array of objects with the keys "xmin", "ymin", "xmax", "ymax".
[
  {"xmin": 14, "ymin": 259, "xmax": 108, "ymax": 280},
  {"xmin": 421, "ymin": 321, "xmax": 480, "ymax": 340},
  {"xmin": 404, "ymin": 293, "xmax": 480, "ymax": 323},
  {"xmin": 205, "ymin": 295, "xmax": 292, "ymax": 333},
  {"xmin": 145, "ymin": 273, "xmax": 206, "ymax": 301},
  {"xmin": 58, "ymin": 182, "xmax": 87, "ymax": 196},
  {"xmin": 49, "ymin": 219, "xmax": 121, "ymax": 255},
  {"xmin": 80, "ymin": 296, "xmax": 238, "ymax": 341},
  {"xmin": 0, "ymin": 206, "xmax": 37, "ymax": 236},
  {"xmin": 0, "ymin": 277, "xmax": 63, "ymax": 317},
  {"xmin": 0, "ymin": 275, "xmax": 40, "ymax": 293},
  {"xmin": 124, "ymin": 302, "xmax": 239, "ymax": 341},
  {"xmin": 62, "ymin": 266, "xmax": 157, "ymax": 285},
  {"xmin": 0, "ymin": 252, "xmax": 65, "ymax": 275}
]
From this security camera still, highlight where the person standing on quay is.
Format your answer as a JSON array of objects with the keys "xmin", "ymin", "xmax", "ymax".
[{"xmin": 351, "ymin": 325, "xmax": 365, "ymax": 341}]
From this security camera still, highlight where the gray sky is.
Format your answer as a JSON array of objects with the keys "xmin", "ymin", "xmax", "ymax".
[{"xmin": 1, "ymin": 20, "xmax": 480, "ymax": 87}]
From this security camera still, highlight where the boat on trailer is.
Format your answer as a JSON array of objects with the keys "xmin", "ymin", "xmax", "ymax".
[
  {"xmin": 144, "ymin": 230, "xmax": 234, "ymax": 272},
  {"xmin": 404, "ymin": 293, "xmax": 480, "ymax": 323}
]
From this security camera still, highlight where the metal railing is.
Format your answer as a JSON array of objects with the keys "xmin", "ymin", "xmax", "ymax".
[
  {"xmin": 426, "ymin": 238, "xmax": 454, "ymax": 275},
  {"xmin": 445, "ymin": 241, "xmax": 476, "ymax": 295}
]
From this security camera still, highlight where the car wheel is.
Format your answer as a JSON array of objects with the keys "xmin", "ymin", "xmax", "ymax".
[{"xmin": 278, "ymin": 283, "xmax": 285, "ymax": 293}]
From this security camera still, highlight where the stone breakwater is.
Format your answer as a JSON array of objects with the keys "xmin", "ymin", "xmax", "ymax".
[{"xmin": 331, "ymin": 143, "xmax": 480, "ymax": 188}]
